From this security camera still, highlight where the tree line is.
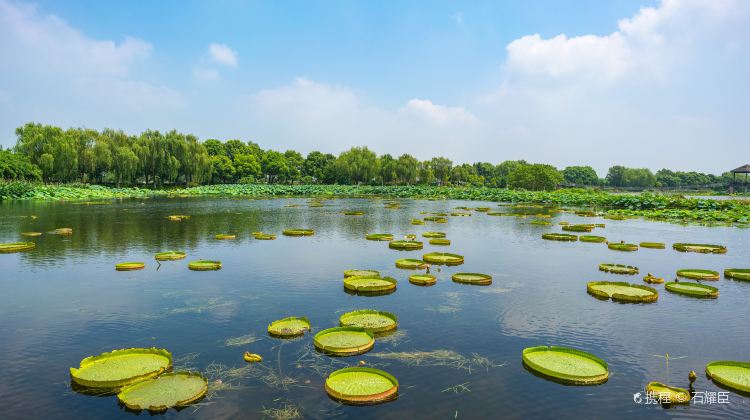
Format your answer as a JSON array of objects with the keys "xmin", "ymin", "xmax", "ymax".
[{"xmin": 0, "ymin": 122, "xmax": 740, "ymax": 191}]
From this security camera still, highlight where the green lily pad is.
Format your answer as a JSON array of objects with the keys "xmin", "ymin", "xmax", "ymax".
[
  {"xmin": 0, "ymin": 242, "xmax": 35, "ymax": 253},
  {"xmin": 314, "ymin": 327, "xmax": 375, "ymax": 356},
  {"xmin": 587, "ymin": 281, "xmax": 658, "ymax": 303},
  {"xmin": 343, "ymin": 276, "xmax": 397, "ymax": 293},
  {"xmin": 705, "ymin": 361, "xmax": 750, "ymax": 393},
  {"xmin": 599, "ymin": 263, "xmax": 638, "ymax": 275},
  {"xmin": 188, "ymin": 260, "xmax": 221, "ymax": 271},
  {"xmin": 115, "ymin": 262, "xmax": 145, "ymax": 271},
  {"xmin": 530, "ymin": 220, "xmax": 552, "ymax": 226},
  {"xmin": 452, "ymin": 272, "xmax": 492, "ymax": 285},
  {"xmin": 677, "ymin": 269, "xmax": 719, "ymax": 280},
  {"xmin": 325, "ymin": 367, "xmax": 398, "ymax": 405},
  {"xmin": 542, "ymin": 233, "xmax": 577, "ymax": 241},
  {"xmin": 21, "ymin": 232, "xmax": 42, "ymax": 237},
  {"xmin": 645, "ymin": 382, "xmax": 690, "ymax": 404},
  {"xmin": 665, "ymin": 282, "xmax": 719, "ymax": 298},
  {"xmin": 580, "ymin": 235, "xmax": 606, "ymax": 243},
  {"xmin": 429, "ymin": 238, "xmax": 450, "ymax": 246},
  {"xmin": 388, "ymin": 240, "xmax": 423, "ymax": 250},
  {"xmin": 562, "ymin": 224, "xmax": 594, "ymax": 232},
  {"xmin": 395, "ymin": 258, "xmax": 425, "ymax": 269},
  {"xmin": 422, "ymin": 232, "xmax": 446, "ymax": 238},
  {"xmin": 268, "ymin": 316, "xmax": 311, "ymax": 338},
  {"xmin": 423, "ymin": 216, "xmax": 448, "ymax": 223},
  {"xmin": 410, "ymin": 219, "xmax": 425, "ymax": 225},
  {"xmin": 343, "ymin": 211, "xmax": 364, "ymax": 216},
  {"xmin": 339, "ymin": 310, "xmax": 397, "ymax": 333},
  {"xmin": 608, "ymin": 243, "xmax": 638, "ymax": 251},
  {"xmin": 154, "ymin": 251, "xmax": 186, "ymax": 261},
  {"xmin": 215, "ymin": 234, "xmax": 236, "ymax": 240},
  {"xmin": 70, "ymin": 347, "xmax": 172, "ymax": 389},
  {"xmin": 408, "ymin": 274, "xmax": 436, "ymax": 286},
  {"xmin": 344, "ymin": 269, "xmax": 380, "ymax": 278},
  {"xmin": 366, "ymin": 233, "xmax": 394, "ymax": 241},
  {"xmin": 253, "ymin": 233, "xmax": 276, "ymax": 240},
  {"xmin": 639, "ymin": 242, "xmax": 665, "ymax": 249},
  {"xmin": 725, "ymin": 269, "xmax": 750, "ymax": 281},
  {"xmin": 53, "ymin": 227, "xmax": 73, "ymax": 235},
  {"xmin": 643, "ymin": 274, "xmax": 664, "ymax": 284},
  {"xmin": 673, "ymin": 243, "xmax": 726, "ymax": 254},
  {"xmin": 522, "ymin": 346, "xmax": 608, "ymax": 385},
  {"xmin": 117, "ymin": 371, "xmax": 207, "ymax": 412},
  {"xmin": 282, "ymin": 229, "xmax": 314, "ymax": 236},
  {"xmin": 422, "ymin": 252, "xmax": 464, "ymax": 265}
]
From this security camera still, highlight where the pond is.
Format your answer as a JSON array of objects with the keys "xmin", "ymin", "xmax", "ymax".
[{"xmin": 1, "ymin": 197, "xmax": 749, "ymax": 419}]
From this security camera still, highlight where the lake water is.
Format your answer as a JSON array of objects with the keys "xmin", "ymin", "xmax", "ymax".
[{"xmin": 1, "ymin": 197, "xmax": 749, "ymax": 419}]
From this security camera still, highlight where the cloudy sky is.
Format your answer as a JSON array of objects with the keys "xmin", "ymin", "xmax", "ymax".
[{"xmin": 0, "ymin": 0, "xmax": 747, "ymax": 174}]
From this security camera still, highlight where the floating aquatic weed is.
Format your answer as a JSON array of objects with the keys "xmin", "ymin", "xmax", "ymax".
[
  {"xmin": 223, "ymin": 333, "xmax": 261, "ymax": 347},
  {"xmin": 409, "ymin": 273, "xmax": 436, "ymax": 286},
  {"xmin": 268, "ymin": 317, "xmax": 311, "ymax": 338},
  {"xmin": 580, "ymin": 235, "xmax": 606, "ymax": 243},
  {"xmin": 643, "ymin": 273, "xmax": 664, "ymax": 284},
  {"xmin": 422, "ymin": 232, "xmax": 446, "ymax": 238},
  {"xmin": 173, "ymin": 353, "xmax": 200, "ymax": 371},
  {"xmin": 260, "ymin": 401, "xmax": 303, "ymax": 420},
  {"xmin": 676, "ymin": 269, "xmax": 720, "ymax": 280},
  {"xmin": 339, "ymin": 310, "xmax": 397, "ymax": 333},
  {"xmin": 343, "ymin": 276, "xmax": 397, "ymax": 294},
  {"xmin": 598, "ymin": 263, "xmax": 638, "ymax": 275},
  {"xmin": 0, "ymin": 242, "xmax": 35, "ymax": 253},
  {"xmin": 215, "ymin": 234, "xmax": 236, "ymax": 240},
  {"xmin": 639, "ymin": 242, "xmax": 665, "ymax": 249},
  {"xmin": 441, "ymin": 382, "xmax": 471, "ymax": 394},
  {"xmin": 294, "ymin": 344, "xmax": 350, "ymax": 377},
  {"xmin": 389, "ymin": 240, "xmax": 423, "ymax": 250},
  {"xmin": 188, "ymin": 260, "xmax": 221, "ymax": 271},
  {"xmin": 608, "ymin": 243, "xmax": 638, "ymax": 252},
  {"xmin": 168, "ymin": 297, "xmax": 235, "ymax": 315},
  {"xmin": 423, "ymin": 252, "xmax": 464, "ymax": 265},
  {"xmin": 314, "ymin": 327, "xmax": 375, "ymax": 356},
  {"xmin": 115, "ymin": 262, "xmax": 145, "ymax": 271},
  {"xmin": 522, "ymin": 346, "xmax": 608, "ymax": 385},
  {"xmin": 586, "ymin": 281, "xmax": 658, "ymax": 303},
  {"xmin": 155, "ymin": 251, "xmax": 186, "ymax": 261},
  {"xmin": 665, "ymin": 282, "xmax": 719, "ymax": 298},
  {"xmin": 325, "ymin": 367, "xmax": 398, "ymax": 405},
  {"xmin": 451, "ymin": 273, "xmax": 492, "ymax": 285},
  {"xmin": 366, "ymin": 233, "xmax": 394, "ymax": 241},
  {"xmin": 369, "ymin": 349, "xmax": 502, "ymax": 373},
  {"xmin": 69, "ymin": 348, "xmax": 172, "ymax": 390},
  {"xmin": 705, "ymin": 361, "xmax": 750, "ymax": 393},
  {"xmin": 645, "ymin": 382, "xmax": 690, "ymax": 404},
  {"xmin": 542, "ymin": 233, "xmax": 577, "ymax": 241},
  {"xmin": 117, "ymin": 371, "xmax": 208, "ymax": 412},
  {"xmin": 724, "ymin": 268, "xmax": 750, "ymax": 281},
  {"xmin": 282, "ymin": 229, "xmax": 314, "ymax": 236},
  {"xmin": 344, "ymin": 269, "xmax": 380, "ymax": 278},
  {"xmin": 429, "ymin": 238, "xmax": 451, "ymax": 246}
]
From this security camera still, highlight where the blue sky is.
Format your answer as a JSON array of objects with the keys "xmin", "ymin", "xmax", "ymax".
[{"xmin": 0, "ymin": 0, "xmax": 747, "ymax": 174}]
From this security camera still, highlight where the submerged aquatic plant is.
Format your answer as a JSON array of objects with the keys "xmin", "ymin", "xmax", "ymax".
[{"xmin": 369, "ymin": 349, "xmax": 502, "ymax": 373}]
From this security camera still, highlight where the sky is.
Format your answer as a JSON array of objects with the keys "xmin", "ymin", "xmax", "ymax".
[{"xmin": 0, "ymin": 0, "xmax": 748, "ymax": 175}]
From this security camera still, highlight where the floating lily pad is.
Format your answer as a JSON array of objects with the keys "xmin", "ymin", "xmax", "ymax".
[
  {"xmin": 645, "ymin": 382, "xmax": 690, "ymax": 404},
  {"xmin": 408, "ymin": 274, "xmax": 436, "ymax": 286},
  {"xmin": 253, "ymin": 233, "xmax": 276, "ymax": 240},
  {"xmin": 580, "ymin": 235, "xmax": 607, "ymax": 243},
  {"xmin": 422, "ymin": 232, "xmax": 446, "ymax": 238},
  {"xmin": 587, "ymin": 281, "xmax": 658, "ymax": 303},
  {"xmin": 562, "ymin": 224, "xmax": 594, "ymax": 232},
  {"xmin": 314, "ymin": 327, "xmax": 375, "ymax": 356},
  {"xmin": 677, "ymin": 269, "xmax": 719, "ymax": 280},
  {"xmin": 522, "ymin": 346, "xmax": 608, "ymax": 385},
  {"xmin": 665, "ymin": 282, "xmax": 719, "ymax": 298},
  {"xmin": 405, "ymin": 234, "xmax": 417, "ymax": 240},
  {"xmin": 429, "ymin": 238, "xmax": 450, "ymax": 246},
  {"xmin": 423, "ymin": 216, "xmax": 448, "ymax": 223},
  {"xmin": 410, "ymin": 219, "xmax": 425, "ymax": 225},
  {"xmin": 673, "ymin": 243, "xmax": 726, "ymax": 254},
  {"xmin": 154, "ymin": 251, "xmax": 186, "ymax": 261},
  {"xmin": 243, "ymin": 352, "xmax": 262, "ymax": 363},
  {"xmin": 343, "ymin": 211, "xmax": 364, "ymax": 216},
  {"xmin": 167, "ymin": 215, "xmax": 190, "ymax": 222},
  {"xmin": 366, "ymin": 233, "xmax": 394, "ymax": 241},
  {"xmin": 452, "ymin": 273, "xmax": 492, "ymax": 285},
  {"xmin": 705, "ymin": 361, "xmax": 750, "ymax": 393},
  {"xmin": 344, "ymin": 276, "xmax": 397, "ymax": 293},
  {"xmin": 475, "ymin": 207, "xmax": 490, "ymax": 212},
  {"xmin": 608, "ymin": 243, "xmax": 638, "ymax": 251},
  {"xmin": 725, "ymin": 269, "xmax": 750, "ymax": 281},
  {"xmin": 389, "ymin": 240, "xmax": 423, "ymax": 250},
  {"xmin": 53, "ymin": 227, "xmax": 73, "ymax": 235},
  {"xmin": 451, "ymin": 212, "xmax": 471, "ymax": 217},
  {"xmin": 423, "ymin": 252, "xmax": 464, "ymax": 265},
  {"xmin": 643, "ymin": 274, "xmax": 664, "ymax": 284},
  {"xmin": 599, "ymin": 263, "xmax": 638, "ymax": 275},
  {"xmin": 639, "ymin": 242, "xmax": 665, "ymax": 249},
  {"xmin": 0, "ymin": 242, "xmax": 35, "ymax": 253},
  {"xmin": 268, "ymin": 316, "xmax": 311, "ymax": 338},
  {"xmin": 117, "ymin": 371, "xmax": 207, "ymax": 412},
  {"xmin": 325, "ymin": 367, "xmax": 398, "ymax": 405},
  {"xmin": 344, "ymin": 269, "xmax": 380, "ymax": 278},
  {"xmin": 70, "ymin": 347, "xmax": 172, "ymax": 389},
  {"xmin": 542, "ymin": 233, "xmax": 578, "ymax": 241},
  {"xmin": 115, "ymin": 262, "xmax": 145, "ymax": 271},
  {"xmin": 21, "ymin": 232, "xmax": 42, "ymax": 237},
  {"xmin": 395, "ymin": 259, "xmax": 425, "ymax": 269},
  {"xmin": 188, "ymin": 260, "xmax": 221, "ymax": 271},
  {"xmin": 282, "ymin": 229, "xmax": 314, "ymax": 236},
  {"xmin": 215, "ymin": 234, "xmax": 236, "ymax": 240},
  {"xmin": 339, "ymin": 310, "xmax": 397, "ymax": 333},
  {"xmin": 530, "ymin": 220, "xmax": 552, "ymax": 226}
]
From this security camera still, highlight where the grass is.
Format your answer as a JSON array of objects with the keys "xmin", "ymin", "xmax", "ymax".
[{"xmin": 368, "ymin": 349, "xmax": 503, "ymax": 373}]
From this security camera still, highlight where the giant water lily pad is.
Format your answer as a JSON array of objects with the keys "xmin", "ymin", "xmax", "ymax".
[
  {"xmin": 562, "ymin": 224, "xmax": 594, "ymax": 232},
  {"xmin": 115, "ymin": 262, "xmax": 145, "ymax": 271},
  {"xmin": 676, "ymin": 269, "xmax": 719, "ymax": 280},
  {"xmin": 344, "ymin": 276, "xmax": 397, "ymax": 293},
  {"xmin": 645, "ymin": 382, "xmax": 690, "ymax": 404},
  {"xmin": 188, "ymin": 260, "xmax": 221, "ymax": 271},
  {"xmin": 268, "ymin": 316, "xmax": 311, "ymax": 338},
  {"xmin": 542, "ymin": 233, "xmax": 577, "ymax": 241},
  {"xmin": 408, "ymin": 274, "xmax": 436, "ymax": 286},
  {"xmin": 388, "ymin": 240, "xmax": 423, "ymax": 250},
  {"xmin": 725, "ymin": 269, "xmax": 750, "ymax": 281},
  {"xmin": 215, "ymin": 234, "xmax": 236, "ymax": 240},
  {"xmin": 253, "ymin": 232, "xmax": 276, "ymax": 240},
  {"xmin": 608, "ymin": 243, "xmax": 638, "ymax": 251},
  {"xmin": 314, "ymin": 327, "xmax": 375, "ymax": 356},
  {"xmin": 599, "ymin": 263, "xmax": 638, "ymax": 275},
  {"xmin": 639, "ymin": 242, "xmax": 665, "ymax": 249},
  {"xmin": 423, "ymin": 252, "xmax": 464, "ymax": 265},
  {"xmin": 665, "ymin": 282, "xmax": 719, "ymax": 298},
  {"xmin": 422, "ymin": 232, "xmax": 446, "ymax": 238},
  {"xmin": 395, "ymin": 259, "xmax": 425, "ymax": 269},
  {"xmin": 155, "ymin": 251, "xmax": 186, "ymax": 261},
  {"xmin": 344, "ymin": 269, "xmax": 380, "ymax": 278},
  {"xmin": 366, "ymin": 233, "xmax": 394, "ymax": 241},
  {"xmin": 282, "ymin": 229, "xmax": 314, "ymax": 236},
  {"xmin": 522, "ymin": 346, "xmax": 608, "ymax": 385},
  {"xmin": 673, "ymin": 243, "xmax": 726, "ymax": 254},
  {"xmin": 339, "ymin": 310, "xmax": 397, "ymax": 333},
  {"xmin": 0, "ymin": 242, "xmax": 35, "ymax": 253},
  {"xmin": 429, "ymin": 238, "xmax": 450, "ymax": 246},
  {"xmin": 587, "ymin": 282, "xmax": 658, "ymax": 303},
  {"xmin": 21, "ymin": 232, "xmax": 42, "ymax": 237},
  {"xmin": 325, "ymin": 367, "xmax": 398, "ymax": 405},
  {"xmin": 70, "ymin": 347, "xmax": 172, "ymax": 389},
  {"xmin": 580, "ymin": 235, "xmax": 606, "ymax": 243},
  {"xmin": 117, "ymin": 371, "xmax": 207, "ymax": 411},
  {"xmin": 53, "ymin": 227, "xmax": 73, "ymax": 235},
  {"xmin": 705, "ymin": 361, "xmax": 750, "ymax": 393},
  {"xmin": 452, "ymin": 273, "xmax": 492, "ymax": 285},
  {"xmin": 423, "ymin": 216, "xmax": 448, "ymax": 223}
]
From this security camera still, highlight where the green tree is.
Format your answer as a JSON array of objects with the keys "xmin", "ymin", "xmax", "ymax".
[
  {"xmin": 334, "ymin": 147, "xmax": 380, "ymax": 185},
  {"xmin": 429, "ymin": 157, "xmax": 452, "ymax": 186},
  {"xmin": 450, "ymin": 163, "xmax": 483, "ymax": 186},
  {"xmin": 210, "ymin": 155, "xmax": 236, "ymax": 183},
  {"xmin": 0, "ymin": 149, "xmax": 41, "ymax": 181},
  {"xmin": 283, "ymin": 150, "xmax": 304, "ymax": 183},
  {"xmin": 303, "ymin": 151, "xmax": 336, "ymax": 183},
  {"xmin": 379, "ymin": 154, "xmax": 397, "ymax": 185},
  {"xmin": 562, "ymin": 166, "xmax": 599, "ymax": 186},
  {"xmin": 396, "ymin": 154, "xmax": 418, "ymax": 185},
  {"xmin": 495, "ymin": 160, "xmax": 527, "ymax": 188},
  {"xmin": 234, "ymin": 153, "xmax": 261, "ymax": 182},
  {"xmin": 507, "ymin": 163, "xmax": 562, "ymax": 191},
  {"xmin": 261, "ymin": 151, "xmax": 289, "ymax": 183}
]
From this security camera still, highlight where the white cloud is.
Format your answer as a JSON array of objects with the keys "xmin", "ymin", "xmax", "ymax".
[
  {"xmin": 208, "ymin": 43, "xmax": 238, "ymax": 67},
  {"xmin": 399, "ymin": 99, "xmax": 477, "ymax": 125}
]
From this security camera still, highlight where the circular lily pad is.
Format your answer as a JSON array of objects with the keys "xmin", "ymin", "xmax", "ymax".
[
  {"xmin": 215, "ymin": 234, "xmax": 236, "ymax": 240},
  {"xmin": 677, "ymin": 269, "xmax": 719, "ymax": 280},
  {"xmin": 405, "ymin": 234, "xmax": 417, "ymax": 240},
  {"xmin": 452, "ymin": 273, "xmax": 492, "ymax": 285},
  {"xmin": 639, "ymin": 242, "xmax": 665, "ymax": 249},
  {"xmin": 343, "ymin": 211, "xmax": 364, "ymax": 216},
  {"xmin": 268, "ymin": 316, "xmax": 311, "ymax": 338},
  {"xmin": 0, "ymin": 242, "xmax": 35, "ymax": 253},
  {"xmin": 167, "ymin": 215, "xmax": 190, "ymax": 222},
  {"xmin": 580, "ymin": 235, "xmax": 606, "ymax": 243},
  {"xmin": 429, "ymin": 238, "xmax": 450, "ymax": 246},
  {"xmin": 542, "ymin": 233, "xmax": 578, "ymax": 241},
  {"xmin": 253, "ymin": 233, "xmax": 276, "ymax": 240},
  {"xmin": 665, "ymin": 282, "xmax": 719, "ymax": 298},
  {"xmin": 587, "ymin": 281, "xmax": 658, "ymax": 303},
  {"xmin": 410, "ymin": 219, "xmax": 425, "ymax": 225},
  {"xmin": 530, "ymin": 220, "xmax": 552, "ymax": 226},
  {"xmin": 283, "ymin": 229, "xmax": 314, "ymax": 236},
  {"xmin": 155, "ymin": 251, "xmax": 186, "ymax": 261},
  {"xmin": 599, "ymin": 263, "xmax": 638, "ymax": 275},
  {"xmin": 643, "ymin": 274, "xmax": 664, "ymax": 284},
  {"xmin": 53, "ymin": 227, "xmax": 73, "ymax": 235},
  {"xmin": 389, "ymin": 240, "xmax": 423, "ymax": 250},
  {"xmin": 117, "ymin": 371, "xmax": 207, "ymax": 412},
  {"xmin": 645, "ymin": 382, "xmax": 690, "ymax": 404},
  {"xmin": 423, "ymin": 216, "xmax": 448, "ymax": 223},
  {"xmin": 673, "ymin": 243, "xmax": 726, "ymax": 254},
  {"xmin": 608, "ymin": 243, "xmax": 638, "ymax": 252},
  {"xmin": 115, "ymin": 262, "xmax": 145, "ymax": 271},
  {"xmin": 451, "ymin": 212, "xmax": 471, "ymax": 217},
  {"xmin": 344, "ymin": 269, "xmax": 380, "ymax": 278},
  {"xmin": 725, "ymin": 269, "xmax": 750, "ymax": 281},
  {"xmin": 21, "ymin": 232, "xmax": 42, "ymax": 237},
  {"xmin": 366, "ymin": 233, "xmax": 394, "ymax": 241},
  {"xmin": 325, "ymin": 367, "xmax": 398, "ymax": 405},
  {"xmin": 705, "ymin": 361, "xmax": 750, "ymax": 393},
  {"xmin": 423, "ymin": 252, "xmax": 464, "ymax": 265},
  {"xmin": 522, "ymin": 346, "xmax": 609, "ymax": 385},
  {"xmin": 395, "ymin": 258, "xmax": 425, "ymax": 269},
  {"xmin": 422, "ymin": 232, "xmax": 446, "ymax": 238},
  {"xmin": 314, "ymin": 327, "xmax": 375, "ymax": 356},
  {"xmin": 339, "ymin": 310, "xmax": 397, "ymax": 333},
  {"xmin": 70, "ymin": 347, "xmax": 172, "ymax": 389},
  {"xmin": 562, "ymin": 224, "xmax": 594, "ymax": 232},
  {"xmin": 343, "ymin": 276, "xmax": 397, "ymax": 293},
  {"xmin": 409, "ymin": 274, "xmax": 436, "ymax": 286},
  {"xmin": 188, "ymin": 260, "xmax": 221, "ymax": 271}
]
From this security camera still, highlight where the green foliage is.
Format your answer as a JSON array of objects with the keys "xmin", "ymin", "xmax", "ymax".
[
  {"xmin": 606, "ymin": 165, "xmax": 656, "ymax": 188},
  {"xmin": 562, "ymin": 166, "xmax": 599, "ymax": 186},
  {"xmin": 507, "ymin": 163, "xmax": 563, "ymax": 191},
  {"xmin": 0, "ymin": 149, "xmax": 41, "ymax": 181}
]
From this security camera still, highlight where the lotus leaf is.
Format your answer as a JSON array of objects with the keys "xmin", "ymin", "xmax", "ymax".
[
  {"xmin": 188, "ymin": 260, "xmax": 221, "ymax": 271},
  {"xmin": 268, "ymin": 316, "xmax": 311, "ymax": 338},
  {"xmin": 665, "ymin": 282, "xmax": 719, "ymax": 298},
  {"xmin": 672, "ymin": 243, "xmax": 726, "ymax": 254},
  {"xmin": 154, "ymin": 251, "xmax": 186, "ymax": 261},
  {"xmin": 645, "ymin": 382, "xmax": 690, "ymax": 404},
  {"xmin": 395, "ymin": 258, "xmax": 425, "ymax": 269},
  {"xmin": 389, "ymin": 240, "xmax": 423, "ymax": 250},
  {"xmin": 339, "ymin": 310, "xmax": 397, "ymax": 333},
  {"xmin": 117, "ymin": 372, "xmax": 207, "ymax": 411},
  {"xmin": 423, "ymin": 252, "xmax": 464, "ymax": 265},
  {"xmin": 580, "ymin": 235, "xmax": 606, "ymax": 243},
  {"xmin": 452, "ymin": 273, "xmax": 492, "ymax": 285},
  {"xmin": 586, "ymin": 281, "xmax": 658, "ymax": 303},
  {"xmin": 366, "ymin": 233, "xmax": 394, "ymax": 241},
  {"xmin": 542, "ymin": 233, "xmax": 577, "ymax": 241},
  {"xmin": 115, "ymin": 262, "xmax": 145, "ymax": 271},
  {"xmin": 69, "ymin": 347, "xmax": 172, "ymax": 389},
  {"xmin": 343, "ymin": 276, "xmax": 397, "ymax": 292},
  {"xmin": 705, "ymin": 361, "xmax": 750, "ymax": 393},
  {"xmin": 725, "ymin": 269, "xmax": 750, "ymax": 281},
  {"xmin": 599, "ymin": 263, "xmax": 638, "ymax": 275},
  {"xmin": 408, "ymin": 274, "xmax": 436, "ymax": 286},
  {"xmin": 325, "ymin": 367, "xmax": 398, "ymax": 405},
  {"xmin": 676, "ymin": 269, "xmax": 719, "ymax": 280},
  {"xmin": 0, "ymin": 242, "xmax": 35, "ymax": 253},
  {"xmin": 522, "ymin": 346, "xmax": 608, "ymax": 385},
  {"xmin": 639, "ymin": 242, "xmax": 665, "ymax": 249},
  {"xmin": 608, "ymin": 243, "xmax": 638, "ymax": 252},
  {"xmin": 422, "ymin": 232, "xmax": 446, "ymax": 238},
  {"xmin": 314, "ymin": 327, "xmax": 375, "ymax": 356},
  {"xmin": 282, "ymin": 229, "xmax": 314, "ymax": 236},
  {"xmin": 344, "ymin": 269, "xmax": 380, "ymax": 278}
]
